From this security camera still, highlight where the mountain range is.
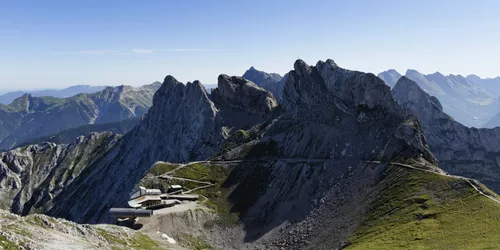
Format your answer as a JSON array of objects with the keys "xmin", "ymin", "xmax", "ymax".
[
  {"xmin": 2, "ymin": 59, "xmax": 500, "ymax": 249},
  {"xmin": 0, "ymin": 85, "xmax": 107, "ymax": 105},
  {"xmin": 0, "ymin": 82, "xmax": 160, "ymax": 150},
  {"xmin": 378, "ymin": 69, "xmax": 500, "ymax": 128}
]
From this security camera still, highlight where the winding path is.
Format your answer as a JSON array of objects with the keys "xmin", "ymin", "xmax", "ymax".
[
  {"xmin": 366, "ymin": 160, "xmax": 500, "ymax": 204},
  {"xmin": 156, "ymin": 158, "xmax": 500, "ymax": 205}
]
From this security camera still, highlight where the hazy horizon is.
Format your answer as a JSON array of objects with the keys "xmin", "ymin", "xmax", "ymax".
[
  {"xmin": 1, "ymin": 63, "xmax": 499, "ymax": 93},
  {"xmin": 1, "ymin": 0, "xmax": 499, "ymax": 89}
]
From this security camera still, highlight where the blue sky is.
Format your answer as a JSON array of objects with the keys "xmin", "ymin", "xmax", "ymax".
[{"xmin": 0, "ymin": 0, "xmax": 499, "ymax": 90}]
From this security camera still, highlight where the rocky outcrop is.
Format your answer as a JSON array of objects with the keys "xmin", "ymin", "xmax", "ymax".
[
  {"xmin": 242, "ymin": 67, "xmax": 285, "ymax": 100},
  {"xmin": 277, "ymin": 59, "xmax": 434, "ymax": 162},
  {"xmin": 393, "ymin": 77, "xmax": 500, "ymax": 192},
  {"xmin": 0, "ymin": 82, "xmax": 160, "ymax": 150},
  {"xmin": 211, "ymin": 75, "xmax": 278, "ymax": 128}
]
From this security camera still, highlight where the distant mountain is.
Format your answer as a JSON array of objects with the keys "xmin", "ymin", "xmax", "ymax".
[
  {"xmin": 377, "ymin": 69, "xmax": 402, "ymax": 88},
  {"xmin": 242, "ymin": 66, "xmax": 285, "ymax": 100},
  {"xmin": 483, "ymin": 107, "xmax": 500, "ymax": 128},
  {"xmin": 0, "ymin": 82, "xmax": 160, "ymax": 149},
  {"xmin": 466, "ymin": 75, "xmax": 500, "ymax": 128},
  {"xmin": 15, "ymin": 116, "xmax": 141, "ymax": 148},
  {"xmin": 203, "ymin": 84, "xmax": 217, "ymax": 93},
  {"xmin": 0, "ymin": 85, "xmax": 107, "ymax": 105},
  {"xmin": 467, "ymin": 75, "xmax": 500, "ymax": 97},
  {"xmin": 379, "ymin": 69, "xmax": 496, "ymax": 128}
]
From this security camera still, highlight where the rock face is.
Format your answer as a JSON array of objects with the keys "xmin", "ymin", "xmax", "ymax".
[
  {"xmin": 393, "ymin": 76, "xmax": 500, "ymax": 192},
  {"xmin": 242, "ymin": 66, "xmax": 285, "ymax": 101},
  {"xmin": 0, "ymin": 82, "xmax": 160, "ymax": 149},
  {"xmin": 211, "ymin": 75, "xmax": 278, "ymax": 128},
  {"xmin": 0, "ymin": 132, "xmax": 121, "ymax": 214},
  {"xmin": 377, "ymin": 69, "xmax": 402, "ymax": 88}
]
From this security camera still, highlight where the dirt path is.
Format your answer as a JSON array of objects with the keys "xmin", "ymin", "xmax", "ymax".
[
  {"xmin": 158, "ymin": 175, "xmax": 212, "ymax": 185},
  {"xmin": 365, "ymin": 161, "xmax": 500, "ymax": 204},
  {"xmin": 160, "ymin": 158, "xmax": 500, "ymax": 205}
]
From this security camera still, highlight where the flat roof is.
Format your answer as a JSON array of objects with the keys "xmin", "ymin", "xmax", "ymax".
[{"xmin": 128, "ymin": 195, "xmax": 162, "ymax": 208}]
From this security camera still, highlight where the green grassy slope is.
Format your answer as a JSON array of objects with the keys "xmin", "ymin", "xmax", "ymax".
[{"xmin": 347, "ymin": 165, "xmax": 500, "ymax": 250}]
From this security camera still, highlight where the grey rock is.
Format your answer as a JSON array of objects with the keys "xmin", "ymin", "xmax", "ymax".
[
  {"xmin": 211, "ymin": 75, "xmax": 278, "ymax": 118},
  {"xmin": 243, "ymin": 66, "xmax": 284, "ymax": 100}
]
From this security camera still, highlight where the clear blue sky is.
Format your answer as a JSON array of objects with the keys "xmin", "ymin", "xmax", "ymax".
[{"xmin": 1, "ymin": 0, "xmax": 499, "ymax": 90}]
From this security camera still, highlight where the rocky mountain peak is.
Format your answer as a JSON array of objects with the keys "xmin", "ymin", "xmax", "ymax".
[
  {"xmin": 211, "ymin": 74, "xmax": 277, "ymax": 119},
  {"xmin": 393, "ymin": 76, "xmax": 441, "ymax": 105},
  {"xmin": 284, "ymin": 59, "xmax": 396, "ymax": 113},
  {"xmin": 293, "ymin": 59, "xmax": 311, "ymax": 74},
  {"xmin": 377, "ymin": 69, "xmax": 402, "ymax": 88},
  {"xmin": 140, "ymin": 75, "xmax": 219, "ymax": 142},
  {"xmin": 393, "ymin": 76, "xmax": 447, "ymax": 127},
  {"xmin": 242, "ymin": 66, "xmax": 284, "ymax": 101},
  {"xmin": 405, "ymin": 69, "xmax": 421, "ymax": 75}
]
